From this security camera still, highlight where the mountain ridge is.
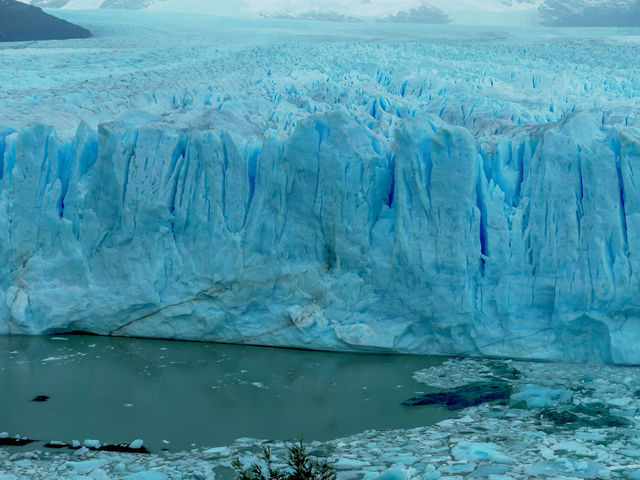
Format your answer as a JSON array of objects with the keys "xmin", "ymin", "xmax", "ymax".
[
  {"xmin": 0, "ymin": 0, "xmax": 91, "ymax": 42},
  {"xmin": 17, "ymin": 0, "xmax": 640, "ymax": 26}
]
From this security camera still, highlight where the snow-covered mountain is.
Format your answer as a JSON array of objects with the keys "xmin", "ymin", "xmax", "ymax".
[
  {"xmin": 261, "ymin": 11, "xmax": 365, "ymax": 23},
  {"xmin": 540, "ymin": 0, "xmax": 640, "ymax": 27},
  {"xmin": 23, "ymin": 0, "xmax": 512, "ymax": 22},
  {"xmin": 18, "ymin": 0, "xmax": 640, "ymax": 26},
  {"xmin": 377, "ymin": 4, "xmax": 451, "ymax": 24}
]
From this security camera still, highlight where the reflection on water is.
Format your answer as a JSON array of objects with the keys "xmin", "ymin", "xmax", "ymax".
[{"xmin": 0, "ymin": 335, "xmax": 449, "ymax": 452}]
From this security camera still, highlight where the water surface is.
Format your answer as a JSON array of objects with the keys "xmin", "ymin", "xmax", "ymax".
[{"xmin": 0, "ymin": 335, "xmax": 449, "ymax": 452}]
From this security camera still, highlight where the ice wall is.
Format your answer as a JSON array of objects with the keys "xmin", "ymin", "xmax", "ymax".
[{"xmin": 1, "ymin": 110, "xmax": 640, "ymax": 364}]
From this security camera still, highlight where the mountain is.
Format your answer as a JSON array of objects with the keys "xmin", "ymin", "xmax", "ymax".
[
  {"xmin": 0, "ymin": 0, "xmax": 91, "ymax": 42},
  {"xmin": 16, "ymin": 0, "xmax": 537, "ymax": 24},
  {"xmin": 539, "ymin": 0, "xmax": 640, "ymax": 26},
  {"xmin": 100, "ymin": 0, "xmax": 152, "ymax": 9},
  {"xmin": 261, "ymin": 11, "xmax": 365, "ymax": 23},
  {"xmin": 377, "ymin": 3, "xmax": 451, "ymax": 24},
  {"xmin": 21, "ymin": 0, "xmax": 638, "ymax": 27}
]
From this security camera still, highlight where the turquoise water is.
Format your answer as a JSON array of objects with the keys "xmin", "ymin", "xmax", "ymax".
[{"xmin": 0, "ymin": 335, "xmax": 449, "ymax": 452}]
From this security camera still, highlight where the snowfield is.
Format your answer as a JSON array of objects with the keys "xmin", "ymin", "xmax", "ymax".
[{"xmin": 1, "ymin": 12, "xmax": 640, "ymax": 363}]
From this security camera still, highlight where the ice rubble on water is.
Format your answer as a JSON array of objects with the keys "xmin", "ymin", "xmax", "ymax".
[{"xmin": 1, "ymin": 14, "xmax": 640, "ymax": 364}]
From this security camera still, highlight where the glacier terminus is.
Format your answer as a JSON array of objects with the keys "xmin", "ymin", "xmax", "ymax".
[{"xmin": 1, "ymin": 12, "xmax": 640, "ymax": 364}]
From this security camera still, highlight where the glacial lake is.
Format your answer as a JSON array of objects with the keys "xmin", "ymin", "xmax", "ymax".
[{"xmin": 0, "ymin": 335, "xmax": 450, "ymax": 453}]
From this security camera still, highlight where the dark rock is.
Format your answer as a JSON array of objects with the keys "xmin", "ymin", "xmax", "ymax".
[
  {"xmin": 0, "ymin": 0, "xmax": 91, "ymax": 43},
  {"xmin": 32, "ymin": 395, "xmax": 50, "ymax": 402},
  {"xmin": 44, "ymin": 441, "xmax": 150, "ymax": 454},
  {"xmin": 98, "ymin": 443, "xmax": 150, "ymax": 454},
  {"xmin": 402, "ymin": 381, "xmax": 512, "ymax": 410},
  {"xmin": 0, "ymin": 436, "xmax": 35, "ymax": 446}
]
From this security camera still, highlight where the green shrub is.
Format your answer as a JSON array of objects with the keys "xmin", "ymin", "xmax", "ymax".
[{"xmin": 232, "ymin": 440, "xmax": 337, "ymax": 480}]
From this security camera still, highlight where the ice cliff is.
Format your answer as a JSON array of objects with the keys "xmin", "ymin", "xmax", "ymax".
[
  {"xmin": 1, "ymin": 14, "xmax": 640, "ymax": 364},
  {"xmin": 2, "ymin": 112, "xmax": 640, "ymax": 364}
]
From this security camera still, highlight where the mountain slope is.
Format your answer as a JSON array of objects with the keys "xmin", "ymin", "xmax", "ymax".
[
  {"xmin": 0, "ymin": 0, "xmax": 91, "ymax": 42},
  {"xmin": 377, "ymin": 4, "xmax": 451, "ymax": 24},
  {"xmin": 539, "ymin": 0, "xmax": 640, "ymax": 26}
]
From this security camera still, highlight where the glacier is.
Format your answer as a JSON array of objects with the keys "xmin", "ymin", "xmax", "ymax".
[{"xmin": 1, "ymin": 12, "xmax": 640, "ymax": 364}]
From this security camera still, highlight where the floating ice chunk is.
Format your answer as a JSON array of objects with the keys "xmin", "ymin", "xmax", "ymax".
[
  {"xmin": 124, "ymin": 472, "xmax": 168, "ymax": 480},
  {"xmin": 575, "ymin": 432, "xmax": 605, "ymax": 441},
  {"xmin": 129, "ymin": 439, "xmax": 144, "ymax": 449},
  {"xmin": 440, "ymin": 462, "xmax": 476, "ymax": 474},
  {"xmin": 421, "ymin": 465, "xmax": 441, "ymax": 480},
  {"xmin": 203, "ymin": 446, "xmax": 231, "ymax": 457},
  {"xmin": 510, "ymin": 385, "xmax": 573, "ymax": 408},
  {"xmin": 523, "ymin": 461, "xmax": 568, "ymax": 476},
  {"xmin": 66, "ymin": 459, "xmax": 109, "ymax": 473},
  {"xmin": 83, "ymin": 439, "xmax": 102, "ymax": 449},
  {"xmin": 389, "ymin": 456, "xmax": 417, "ymax": 465},
  {"xmin": 524, "ymin": 459, "xmax": 608, "ymax": 477},
  {"xmin": 606, "ymin": 397, "xmax": 633, "ymax": 407},
  {"xmin": 474, "ymin": 465, "xmax": 511, "ymax": 476},
  {"xmin": 334, "ymin": 458, "xmax": 371, "ymax": 470},
  {"xmin": 369, "ymin": 468, "xmax": 407, "ymax": 480},
  {"xmin": 0, "ymin": 432, "xmax": 7, "ymax": 438},
  {"xmin": 91, "ymin": 469, "xmax": 112, "ymax": 480},
  {"xmin": 552, "ymin": 441, "xmax": 595, "ymax": 457},
  {"xmin": 451, "ymin": 442, "xmax": 514, "ymax": 464}
]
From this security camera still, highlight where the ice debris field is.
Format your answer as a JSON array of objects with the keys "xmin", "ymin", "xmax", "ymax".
[
  {"xmin": 4, "ymin": 357, "xmax": 640, "ymax": 479},
  {"xmin": 1, "ymin": 12, "xmax": 640, "ymax": 364}
]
